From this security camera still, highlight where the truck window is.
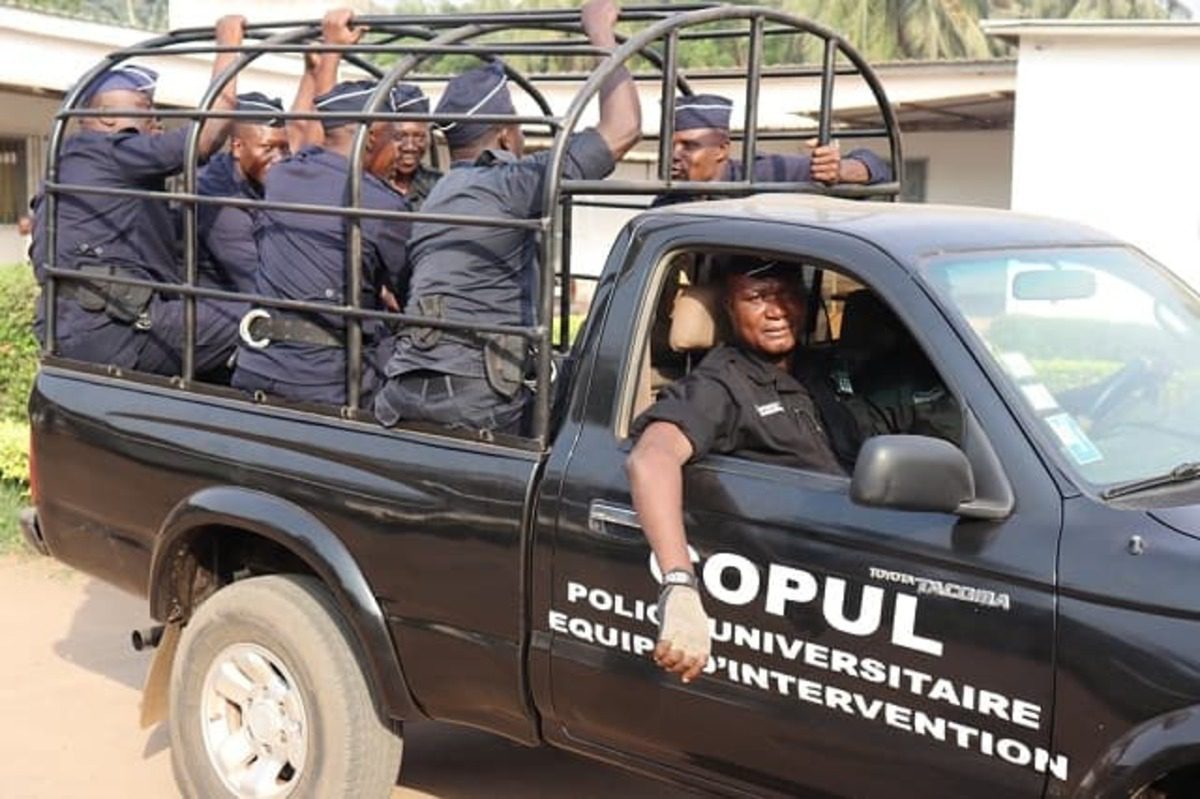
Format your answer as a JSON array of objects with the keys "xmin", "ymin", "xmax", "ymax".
[
  {"xmin": 625, "ymin": 249, "xmax": 963, "ymax": 457},
  {"xmin": 923, "ymin": 246, "xmax": 1200, "ymax": 491}
]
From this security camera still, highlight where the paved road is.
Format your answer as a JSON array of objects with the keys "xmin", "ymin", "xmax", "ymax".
[{"xmin": 0, "ymin": 555, "xmax": 701, "ymax": 798}]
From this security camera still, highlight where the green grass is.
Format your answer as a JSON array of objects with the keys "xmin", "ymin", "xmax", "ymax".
[{"xmin": 0, "ymin": 481, "xmax": 28, "ymax": 555}]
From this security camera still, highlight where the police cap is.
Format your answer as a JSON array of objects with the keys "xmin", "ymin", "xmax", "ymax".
[
  {"xmin": 392, "ymin": 83, "xmax": 430, "ymax": 115},
  {"xmin": 315, "ymin": 80, "xmax": 418, "ymax": 130},
  {"xmin": 434, "ymin": 61, "xmax": 516, "ymax": 149},
  {"xmin": 236, "ymin": 92, "xmax": 285, "ymax": 127},
  {"xmin": 717, "ymin": 255, "xmax": 803, "ymax": 290},
  {"xmin": 673, "ymin": 93, "xmax": 733, "ymax": 132},
  {"xmin": 79, "ymin": 63, "xmax": 158, "ymax": 105}
]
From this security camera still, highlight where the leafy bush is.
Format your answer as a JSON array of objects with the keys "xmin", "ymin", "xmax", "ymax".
[
  {"xmin": 0, "ymin": 482, "xmax": 28, "ymax": 554},
  {"xmin": 0, "ymin": 420, "xmax": 29, "ymax": 491},
  {"xmin": 0, "ymin": 266, "xmax": 39, "ymax": 423},
  {"xmin": 0, "ymin": 419, "xmax": 29, "ymax": 552}
]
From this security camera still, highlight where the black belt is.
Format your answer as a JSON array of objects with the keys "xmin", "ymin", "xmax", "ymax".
[{"xmin": 238, "ymin": 309, "xmax": 342, "ymax": 349}]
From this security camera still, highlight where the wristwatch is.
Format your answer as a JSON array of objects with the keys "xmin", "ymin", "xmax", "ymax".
[{"xmin": 662, "ymin": 568, "xmax": 699, "ymax": 590}]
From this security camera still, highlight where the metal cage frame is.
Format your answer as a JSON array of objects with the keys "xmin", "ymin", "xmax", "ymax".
[{"xmin": 38, "ymin": 3, "xmax": 902, "ymax": 446}]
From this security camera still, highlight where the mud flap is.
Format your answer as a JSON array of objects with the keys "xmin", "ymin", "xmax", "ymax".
[{"xmin": 140, "ymin": 620, "xmax": 182, "ymax": 729}]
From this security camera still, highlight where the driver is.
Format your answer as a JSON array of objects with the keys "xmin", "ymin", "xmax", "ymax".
[{"xmin": 625, "ymin": 257, "xmax": 860, "ymax": 683}]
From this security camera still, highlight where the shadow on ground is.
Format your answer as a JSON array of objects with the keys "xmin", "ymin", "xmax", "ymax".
[
  {"xmin": 46, "ymin": 576, "xmax": 702, "ymax": 797},
  {"xmin": 54, "ymin": 577, "xmax": 154, "ymax": 692}
]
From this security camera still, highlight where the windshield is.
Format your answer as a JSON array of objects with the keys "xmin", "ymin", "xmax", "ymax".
[{"xmin": 922, "ymin": 246, "xmax": 1200, "ymax": 492}]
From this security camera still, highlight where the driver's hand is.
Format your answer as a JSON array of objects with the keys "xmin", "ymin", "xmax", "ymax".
[{"xmin": 654, "ymin": 584, "xmax": 710, "ymax": 684}]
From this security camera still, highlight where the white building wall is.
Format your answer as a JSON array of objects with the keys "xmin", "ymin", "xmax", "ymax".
[
  {"xmin": 1008, "ymin": 30, "xmax": 1200, "ymax": 285},
  {"xmin": 904, "ymin": 129, "xmax": 1012, "ymax": 208}
]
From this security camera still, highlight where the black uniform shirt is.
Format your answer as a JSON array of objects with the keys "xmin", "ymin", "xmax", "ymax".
[
  {"xmin": 633, "ymin": 343, "xmax": 851, "ymax": 475},
  {"xmin": 399, "ymin": 164, "xmax": 443, "ymax": 212}
]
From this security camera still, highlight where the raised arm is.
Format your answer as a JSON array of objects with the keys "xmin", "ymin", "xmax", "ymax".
[
  {"xmin": 197, "ymin": 15, "xmax": 247, "ymax": 160},
  {"xmin": 581, "ymin": 0, "xmax": 641, "ymax": 160},
  {"xmin": 290, "ymin": 9, "xmax": 366, "ymax": 152},
  {"xmin": 626, "ymin": 421, "xmax": 710, "ymax": 683},
  {"xmin": 288, "ymin": 51, "xmax": 324, "ymax": 152}
]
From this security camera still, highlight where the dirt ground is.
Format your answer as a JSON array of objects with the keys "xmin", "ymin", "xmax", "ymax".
[{"xmin": 0, "ymin": 555, "xmax": 701, "ymax": 799}]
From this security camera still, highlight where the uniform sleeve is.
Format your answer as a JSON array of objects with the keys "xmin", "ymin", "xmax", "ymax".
[
  {"xmin": 371, "ymin": 193, "xmax": 411, "ymax": 300},
  {"xmin": 509, "ymin": 129, "xmax": 616, "ymax": 217},
  {"xmin": 377, "ymin": 221, "xmax": 410, "ymax": 299},
  {"xmin": 203, "ymin": 208, "xmax": 260, "ymax": 293},
  {"xmin": 751, "ymin": 154, "xmax": 813, "ymax": 182},
  {"xmin": 844, "ymin": 148, "xmax": 892, "ymax": 184},
  {"xmin": 108, "ymin": 127, "xmax": 188, "ymax": 179},
  {"xmin": 631, "ymin": 371, "xmax": 737, "ymax": 462}
]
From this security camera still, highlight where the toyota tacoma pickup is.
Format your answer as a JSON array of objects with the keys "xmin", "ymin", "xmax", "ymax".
[{"xmin": 24, "ymin": 5, "xmax": 1200, "ymax": 799}]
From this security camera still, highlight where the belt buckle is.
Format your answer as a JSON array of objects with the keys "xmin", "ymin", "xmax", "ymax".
[
  {"xmin": 134, "ymin": 312, "xmax": 152, "ymax": 332},
  {"xmin": 238, "ymin": 308, "xmax": 272, "ymax": 349}
]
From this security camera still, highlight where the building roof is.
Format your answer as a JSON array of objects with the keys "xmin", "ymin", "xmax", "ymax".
[{"xmin": 982, "ymin": 18, "xmax": 1200, "ymax": 42}]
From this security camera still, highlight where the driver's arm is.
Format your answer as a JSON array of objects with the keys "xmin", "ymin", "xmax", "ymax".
[
  {"xmin": 626, "ymin": 421, "xmax": 710, "ymax": 684},
  {"xmin": 628, "ymin": 421, "xmax": 694, "ymax": 578}
]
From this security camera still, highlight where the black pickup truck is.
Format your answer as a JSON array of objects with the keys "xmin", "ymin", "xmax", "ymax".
[{"xmin": 24, "ymin": 6, "xmax": 1200, "ymax": 799}]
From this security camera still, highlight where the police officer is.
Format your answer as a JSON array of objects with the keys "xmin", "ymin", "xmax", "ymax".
[
  {"xmin": 387, "ymin": 85, "xmax": 442, "ymax": 211},
  {"xmin": 830, "ymin": 289, "xmax": 962, "ymax": 445},
  {"xmin": 374, "ymin": 0, "xmax": 640, "ymax": 435},
  {"xmin": 31, "ymin": 15, "xmax": 248, "ymax": 375},
  {"xmin": 197, "ymin": 92, "xmax": 288, "ymax": 296},
  {"xmin": 626, "ymin": 258, "xmax": 860, "ymax": 683},
  {"xmin": 229, "ymin": 77, "xmax": 410, "ymax": 407},
  {"xmin": 653, "ymin": 93, "xmax": 891, "ymax": 206}
]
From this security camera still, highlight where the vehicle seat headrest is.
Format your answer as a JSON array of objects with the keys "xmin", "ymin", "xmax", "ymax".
[{"xmin": 669, "ymin": 284, "xmax": 725, "ymax": 352}]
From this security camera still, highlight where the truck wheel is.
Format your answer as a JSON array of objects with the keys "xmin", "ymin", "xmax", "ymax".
[{"xmin": 168, "ymin": 574, "xmax": 402, "ymax": 798}]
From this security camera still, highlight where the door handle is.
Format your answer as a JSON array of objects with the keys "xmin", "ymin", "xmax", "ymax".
[{"xmin": 587, "ymin": 500, "xmax": 644, "ymax": 543}]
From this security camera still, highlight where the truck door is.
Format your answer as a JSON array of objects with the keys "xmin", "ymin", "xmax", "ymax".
[{"xmin": 538, "ymin": 221, "xmax": 1065, "ymax": 799}]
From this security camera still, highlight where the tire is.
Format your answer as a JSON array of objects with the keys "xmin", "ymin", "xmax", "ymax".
[{"xmin": 168, "ymin": 574, "xmax": 403, "ymax": 799}]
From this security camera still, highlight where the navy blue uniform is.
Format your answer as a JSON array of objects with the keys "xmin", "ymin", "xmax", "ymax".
[
  {"xmin": 32, "ymin": 126, "xmax": 240, "ymax": 374},
  {"xmin": 197, "ymin": 151, "xmax": 261, "ymax": 294},
  {"xmin": 374, "ymin": 129, "xmax": 615, "ymax": 432},
  {"xmin": 652, "ymin": 149, "xmax": 893, "ymax": 207},
  {"xmin": 231, "ymin": 146, "xmax": 409, "ymax": 407}
]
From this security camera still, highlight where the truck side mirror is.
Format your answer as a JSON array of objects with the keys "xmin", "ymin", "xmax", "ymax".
[{"xmin": 850, "ymin": 435, "xmax": 975, "ymax": 514}]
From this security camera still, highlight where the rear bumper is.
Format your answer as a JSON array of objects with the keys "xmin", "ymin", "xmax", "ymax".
[{"xmin": 18, "ymin": 507, "xmax": 48, "ymax": 556}]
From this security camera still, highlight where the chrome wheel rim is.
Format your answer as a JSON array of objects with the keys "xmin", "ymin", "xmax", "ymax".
[{"xmin": 200, "ymin": 642, "xmax": 308, "ymax": 798}]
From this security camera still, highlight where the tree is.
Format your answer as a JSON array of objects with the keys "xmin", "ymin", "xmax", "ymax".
[{"xmin": 11, "ymin": 0, "xmax": 166, "ymax": 30}]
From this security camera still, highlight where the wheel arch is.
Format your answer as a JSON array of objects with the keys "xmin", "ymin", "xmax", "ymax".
[
  {"xmin": 1075, "ymin": 704, "xmax": 1200, "ymax": 799},
  {"xmin": 149, "ymin": 485, "xmax": 422, "ymax": 723}
]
